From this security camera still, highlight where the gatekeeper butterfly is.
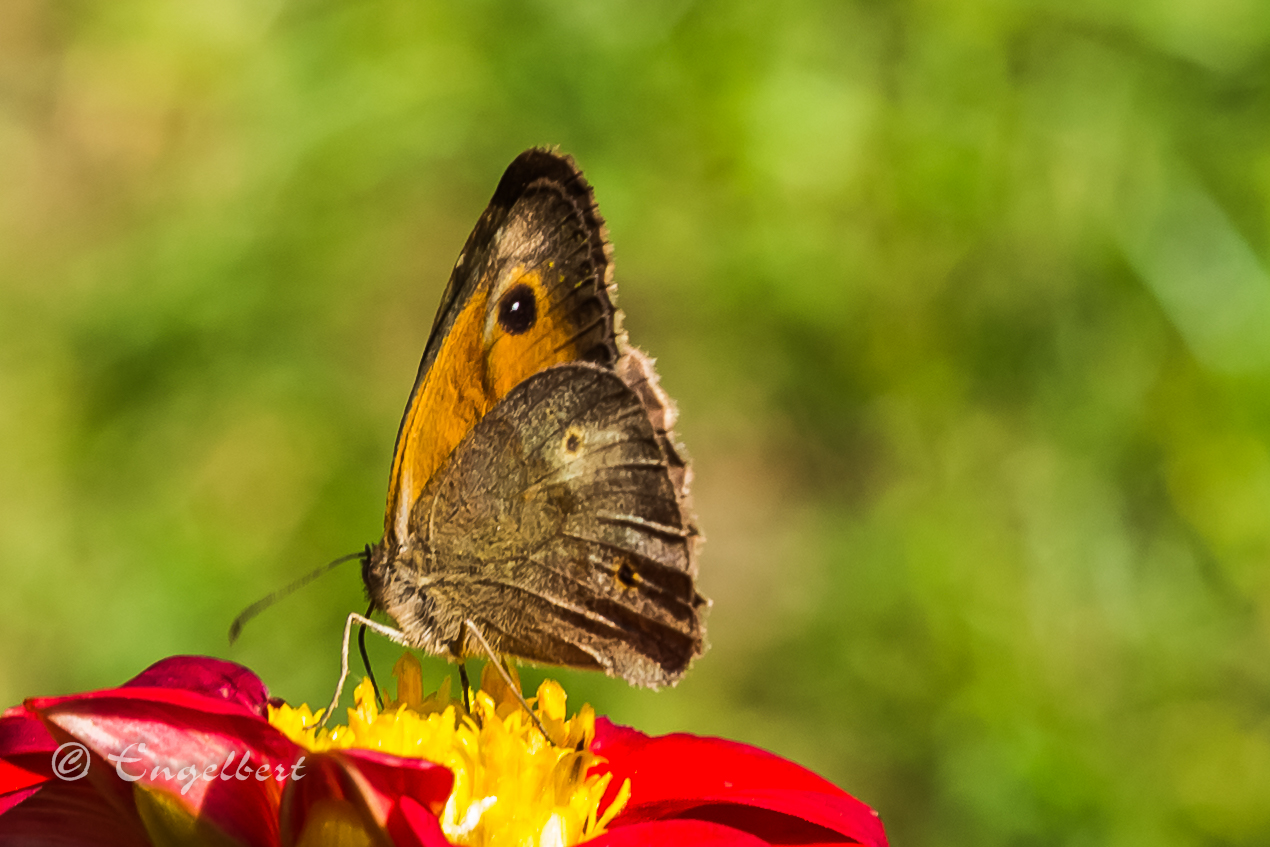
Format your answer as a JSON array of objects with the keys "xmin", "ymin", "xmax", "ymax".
[{"xmin": 354, "ymin": 149, "xmax": 707, "ymax": 693}]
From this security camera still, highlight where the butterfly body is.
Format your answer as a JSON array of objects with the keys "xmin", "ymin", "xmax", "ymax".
[{"xmin": 365, "ymin": 149, "xmax": 706, "ymax": 688}]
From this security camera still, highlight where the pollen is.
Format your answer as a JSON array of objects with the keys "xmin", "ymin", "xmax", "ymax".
[{"xmin": 269, "ymin": 654, "xmax": 630, "ymax": 847}]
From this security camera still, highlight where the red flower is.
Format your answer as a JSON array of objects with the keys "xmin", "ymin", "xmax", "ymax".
[{"xmin": 0, "ymin": 657, "xmax": 886, "ymax": 846}]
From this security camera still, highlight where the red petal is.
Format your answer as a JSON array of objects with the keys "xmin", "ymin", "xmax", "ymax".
[
  {"xmin": 0, "ymin": 706, "xmax": 56, "ymax": 795},
  {"xmin": 281, "ymin": 749, "xmax": 453, "ymax": 847},
  {"xmin": 0, "ymin": 705, "xmax": 56, "ymax": 757},
  {"xmin": 394, "ymin": 795, "xmax": 450, "ymax": 847},
  {"xmin": 123, "ymin": 656, "xmax": 271, "ymax": 718},
  {"xmin": 0, "ymin": 758, "xmax": 44, "ymax": 803},
  {"xmin": 0, "ymin": 705, "xmax": 56, "ymax": 823},
  {"xmin": 1, "ymin": 659, "xmax": 274, "ymax": 838},
  {"xmin": 591, "ymin": 719, "xmax": 887, "ymax": 847},
  {"xmin": 0, "ymin": 776, "xmax": 151, "ymax": 846},
  {"xmin": 1, "ymin": 654, "xmax": 269, "ymax": 764},
  {"xmin": 31, "ymin": 688, "xmax": 303, "ymax": 847},
  {"xmin": 0, "ymin": 785, "xmax": 41, "ymax": 818},
  {"xmin": 590, "ymin": 817, "xmax": 772, "ymax": 846}
]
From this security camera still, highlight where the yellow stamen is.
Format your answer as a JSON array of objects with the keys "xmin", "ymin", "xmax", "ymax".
[{"xmin": 269, "ymin": 655, "xmax": 631, "ymax": 847}]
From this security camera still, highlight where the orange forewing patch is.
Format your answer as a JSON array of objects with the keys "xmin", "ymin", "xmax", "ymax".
[
  {"xmin": 486, "ymin": 270, "xmax": 580, "ymax": 398},
  {"xmin": 385, "ymin": 269, "xmax": 586, "ymax": 542},
  {"xmin": 385, "ymin": 291, "xmax": 492, "ymax": 540}
]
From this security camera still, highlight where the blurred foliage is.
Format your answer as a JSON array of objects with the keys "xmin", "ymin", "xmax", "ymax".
[{"xmin": 3, "ymin": 0, "xmax": 1270, "ymax": 844}]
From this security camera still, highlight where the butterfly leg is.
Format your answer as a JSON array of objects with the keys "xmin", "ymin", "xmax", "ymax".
[
  {"xmin": 458, "ymin": 663, "xmax": 472, "ymax": 714},
  {"xmin": 358, "ymin": 602, "xmax": 384, "ymax": 710},
  {"xmin": 462, "ymin": 619, "xmax": 550, "ymax": 741},
  {"xmin": 315, "ymin": 612, "xmax": 413, "ymax": 729}
]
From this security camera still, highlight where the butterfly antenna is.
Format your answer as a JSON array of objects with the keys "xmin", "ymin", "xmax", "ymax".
[{"xmin": 228, "ymin": 548, "xmax": 369, "ymax": 644}]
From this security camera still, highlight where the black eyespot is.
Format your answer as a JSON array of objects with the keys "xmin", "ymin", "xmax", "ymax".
[
  {"xmin": 565, "ymin": 433, "xmax": 580, "ymax": 452},
  {"xmin": 497, "ymin": 284, "xmax": 537, "ymax": 335},
  {"xmin": 617, "ymin": 562, "xmax": 637, "ymax": 587}
]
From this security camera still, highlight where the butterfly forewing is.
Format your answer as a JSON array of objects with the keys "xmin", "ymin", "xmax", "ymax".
[{"xmin": 384, "ymin": 150, "xmax": 618, "ymax": 546}]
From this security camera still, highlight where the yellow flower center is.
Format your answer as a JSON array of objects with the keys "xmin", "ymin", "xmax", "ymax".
[{"xmin": 269, "ymin": 656, "xmax": 630, "ymax": 847}]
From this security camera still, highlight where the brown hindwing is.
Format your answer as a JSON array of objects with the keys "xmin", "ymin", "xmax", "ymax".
[{"xmin": 366, "ymin": 363, "xmax": 707, "ymax": 688}]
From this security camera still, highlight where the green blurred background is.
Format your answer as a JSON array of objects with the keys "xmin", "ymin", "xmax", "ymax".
[{"xmin": 3, "ymin": 1, "xmax": 1270, "ymax": 844}]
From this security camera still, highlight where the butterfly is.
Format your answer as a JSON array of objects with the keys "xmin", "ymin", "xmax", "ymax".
[{"xmin": 351, "ymin": 149, "xmax": 707, "ymax": 696}]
